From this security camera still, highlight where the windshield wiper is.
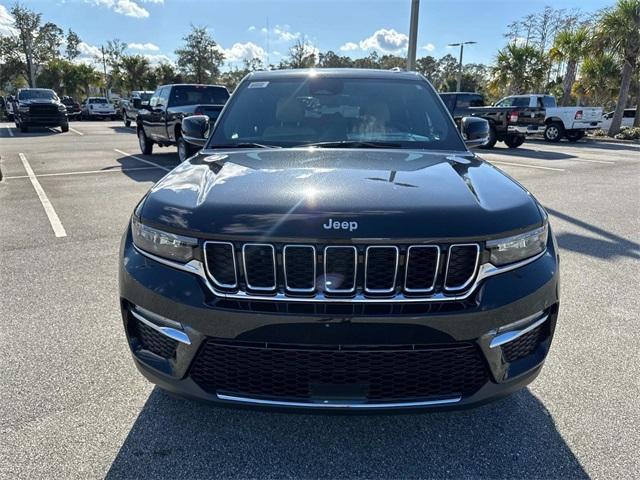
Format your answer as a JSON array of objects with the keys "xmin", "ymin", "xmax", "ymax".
[
  {"xmin": 299, "ymin": 140, "xmax": 403, "ymax": 149},
  {"xmin": 214, "ymin": 142, "xmax": 281, "ymax": 149}
]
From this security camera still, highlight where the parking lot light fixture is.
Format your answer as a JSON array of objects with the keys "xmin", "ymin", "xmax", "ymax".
[{"xmin": 448, "ymin": 41, "xmax": 477, "ymax": 91}]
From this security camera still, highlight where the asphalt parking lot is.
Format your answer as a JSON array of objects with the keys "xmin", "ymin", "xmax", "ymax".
[{"xmin": 1, "ymin": 121, "xmax": 638, "ymax": 479}]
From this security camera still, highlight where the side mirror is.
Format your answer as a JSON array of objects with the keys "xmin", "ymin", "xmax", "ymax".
[
  {"xmin": 182, "ymin": 115, "xmax": 210, "ymax": 147},
  {"xmin": 461, "ymin": 116, "xmax": 489, "ymax": 148}
]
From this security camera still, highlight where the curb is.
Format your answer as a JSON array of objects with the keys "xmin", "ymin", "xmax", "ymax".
[{"xmin": 584, "ymin": 137, "xmax": 640, "ymax": 145}]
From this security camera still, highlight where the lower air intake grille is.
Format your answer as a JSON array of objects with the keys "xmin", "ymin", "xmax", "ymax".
[
  {"xmin": 190, "ymin": 341, "xmax": 489, "ymax": 402},
  {"xmin": 503, "ymin": 324, "xmax": 546, "ymax": 363},
  {"xmin": 132, "ymin": 318, "xmax": 177, "ymax": 359}
]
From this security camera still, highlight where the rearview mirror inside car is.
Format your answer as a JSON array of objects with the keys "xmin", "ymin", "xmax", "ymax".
[
  {"xmin": 461, "ymin": 117, "xmax": 490, "ymax": 148},
  {"xmin": 182, "ymin": 115, "xmax": 210, "ymax": 147}
]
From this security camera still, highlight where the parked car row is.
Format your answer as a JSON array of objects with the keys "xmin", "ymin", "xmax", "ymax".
[{"xmin": 441, "ymin": 91, "xmax": 605, "ymax": 148}]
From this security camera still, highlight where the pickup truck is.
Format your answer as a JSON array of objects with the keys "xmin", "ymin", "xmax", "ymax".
[
  {"xmin": 12, "ymin": 88, "xmax": 69, "ymax": 132},
  {"xmin": 440, "ymin": 92, "xmax": 527, "ymax": 148},
  {"xmin": 136, "ymin": 83, "xmax": 229, "ymax": 162},
  {"xmin": 61, "ymin": 96, "xmax": 81, "ymax": 119},
  {"xmin": 494, "ymin": 94, "xmax": 603, "ymax": 142},
  {"xmin": 81, "ymin": 97, "xmax": 117, "ymax": 120},
  {"xmin": 121, "ymin": 90, "xmax": 154, "ymax": 127}
]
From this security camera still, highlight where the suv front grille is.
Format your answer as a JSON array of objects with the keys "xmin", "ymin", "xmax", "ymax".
[
  {"xmin": 190, "ymin": 341, "xmax": 489, "ymax": 402},
  {"xmin": 203, "ymin": 241, "xmax": 481, "ymax": 300}
]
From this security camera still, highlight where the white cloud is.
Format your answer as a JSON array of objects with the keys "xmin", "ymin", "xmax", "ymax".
[
  {"xmin": 144, "ymin": 54, "xmax": 172, "ymax": 65},
  {"xmin": 88, "ymin": 0, "xmax": 149, "ymax": 18},
  {"xmin": 218, "ymin": 42, "xmax": 266, "ymax": 64},
  {"xmin": 359, "ymin": 28, "xmax": 409, "ymax": 53},
  {"xmin": 339, "ymin": 42, "xmax": 359, "ymax": 52},
  {"xmin": 248, "ymin": 25, "xmax": 256, "ymax": 31},
  {"xmin": 0, "ymin": 4, "xmax": 17, "ymax": 36},
  {"xmin": 422, "ymin": 43, "xmax": 435, "ymax": 52},
  {"xmin": 128, "ymin": 42, "xmax": 160, "ymax": 51},
  {"xmin": 78, "ymin": 41, "xmax": 102, "ymax": 59},
  {"xmin": 140, "ymin": 0, "xmax": 163, "ymax": 3},
  {"xmin": 256, "ymin": 24, "xmax": 300, "ymax": 43}
]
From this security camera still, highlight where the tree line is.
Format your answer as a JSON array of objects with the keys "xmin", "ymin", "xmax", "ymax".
[{"xmin": 1, "ymin": 1, "xmax": 637, "ymax": 135}]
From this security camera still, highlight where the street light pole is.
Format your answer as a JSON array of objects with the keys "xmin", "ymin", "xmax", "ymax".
[
  {"xmin": 406, "ymin": 0, "xmax": 420, "ymax": 71},
  {"xmin": 448, "ymin": 41, "xmax": 476, "ymax": 91}
]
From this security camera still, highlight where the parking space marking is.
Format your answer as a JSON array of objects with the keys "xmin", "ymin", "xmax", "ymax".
[
  {"xmin": 5, "ymin": 126, "xmax": 14, "ymax": 137},
  {"xmin": 69, "ymin": 126, "xmax": 84, "ymax": 136},
  {"xmin": 18, "ymin": 153, "xmax": 67, "ymax": 238},
  {"xmin": 567, "ymin": 157, "xmax": 616, "ymax": 165},
  {"xmin": 114, "ymin": 148, "xmax": 171, "ymax": 172},
  {"xmin": 490, "ymin": 160, "xmax": 565, "ymax": 172},
  {"xmin": 3, "ymin": 165, "xmax": 161, "ymax": 180}
]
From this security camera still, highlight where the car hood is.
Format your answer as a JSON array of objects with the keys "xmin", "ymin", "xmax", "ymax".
[{"xmin": 140, "ymin": 148, "xmax": 543, "ymax": 240}]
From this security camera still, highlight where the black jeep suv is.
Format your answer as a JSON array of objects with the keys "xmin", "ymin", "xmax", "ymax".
[
  {"xmin": 13, "ymin": 88, "xmax": 69, "ymax": 132},
  {"xmin": 119, "ymin": 69, "xmax": 560, "ymax": 411}
]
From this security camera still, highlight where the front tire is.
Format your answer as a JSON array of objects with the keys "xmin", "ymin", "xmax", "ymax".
[
  {"xmin": 477, "ymin": 125, "xmax": 497, "ymax": 149},
  {"xmin": 60, "ymin": 122, "xmax": 69, "ymax": 133},
  {"xmin": 544, "ymin": 122, "xmax": 564, "ymax": 142},
  {"xmin": 504, "ymin": 135, "xmax": 525, "ymax": 148},
  {"xmin": 124, "ymin": 114, "xmax": 131, "ymax": 128},
  {"xmin": 138, "ymin": 127, "xmax": 153, "ymax": 155}
]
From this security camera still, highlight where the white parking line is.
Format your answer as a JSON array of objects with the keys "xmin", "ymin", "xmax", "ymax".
[
  {"xmin": 69, "ymin": 126, "xmax": 84, "ymax": 136},
  {"xmin": 490, "ymin": 160, "xmax": 565, "ymax": 172},
  {"xmin": 3, "ymin": 165, "xmax": 161, "ymax": 180},
  {"xmin": 113, "ymin": 149, "xmax": 171, "ymax": 172},
  {"xmin": 568, "ymin": 158, "xmax": 616, "ymax": 165},
  {"xmin": 18, "ymin": 153, "xmax": 67, "ymax": 238},
  {"xmin": 5, "ymin": 126, "xmax": 14, "ymax": 137}
]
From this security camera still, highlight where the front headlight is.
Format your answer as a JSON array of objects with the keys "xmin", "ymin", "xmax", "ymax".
[
  {"xmin": 131, "ymin": 217, "xmax": 197, "ymax": 263},
  {"xmin": 486, "ymin": 223, "xmax": 548, "ymax": 266},
  {"xmin": 58, "ymin": 104, "xmax": 66, "ymax": 112}
]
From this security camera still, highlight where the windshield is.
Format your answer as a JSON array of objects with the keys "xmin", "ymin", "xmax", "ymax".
[
  {"xmin": 18, "ymin": 89, "xmax": 57, "ymax": 101},
  {"xmin": 207, "ymin": 76, "xmax": 464, "ymax": 151},
  {"xmin": 89, "ymin": 98, "xmax": 108, "ymax": 104},
  {"xmin": 140, "ymin": 92, "xmax": 152, "ymax": 101},
  {"xmin": 169, "ymin": 86, "xmax": 229, "ymax": 107}
]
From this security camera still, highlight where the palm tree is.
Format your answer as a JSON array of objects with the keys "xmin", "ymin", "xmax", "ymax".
[
  {"xmin": 120, "ymin": 55, "xmax": 151, "ymax": 94},
  {"xmin": 490, "ymin": 43, "xmax": 548, "ymax": 95},
  {"xmin": 594, "ymin": 0, "xmax": 640, "ymax": 135},
  {"xmin": 549, "ymin": 28, "xmax": 590, "ymax": 106},
  {"xmin": 578, "ymin": 54, "xmax": 621, "ymax": 108}
]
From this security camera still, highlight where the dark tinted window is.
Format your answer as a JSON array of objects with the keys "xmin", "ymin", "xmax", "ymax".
[
  {"xmin": 18, "ymin": 89, "xmax": 57, "ymax": 101},
  {"xmin": 439, "ymin": 94, "xmax": 456, "ymax": 113},
  {"xmin": 623, "ymin": 109, "xmax": 636, "ymax": 118},
  {"xmin": 542, "ymin": 96, "xmax": 556, "ymax": 108},
  {"xmin": 169, "ymin": 86, "xmax": 229, "ymax": 107},
  {"xmin": 469, "ymin": 95, "xmax": 484, "ymax": 107},
  {"xmin": 89, "ymin": 98, "xmax": 108, "ymax": 104},
  {"xmin": 209, "ymin": 76, "xmax": 465, "ymax": 151}
]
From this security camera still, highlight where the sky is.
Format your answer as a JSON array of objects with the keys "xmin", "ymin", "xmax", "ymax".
[{"xmin": 0, "ymin": 0, "xmax": 614, "ymax": 70}]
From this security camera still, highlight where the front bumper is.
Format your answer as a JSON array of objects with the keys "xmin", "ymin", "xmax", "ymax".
[
  {"xmin": 86, "ymin": 110, "xmax": 116, "ymax": 117},
  {"xmin": 119, "ymin": 228, "xmax": 560, "ymax": 411},
  {"xmin": 20, "ymin": 113, "xmax": 67, "ymax": 126}
]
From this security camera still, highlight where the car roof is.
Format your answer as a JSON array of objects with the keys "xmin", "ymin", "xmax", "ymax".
[
  {"xmin": 247, "ymin": 68, "xmax": 423, "ymax": 81},
  {"xmin": 157, "ymin": 83, "xmax": 228, "ymax": 89}
]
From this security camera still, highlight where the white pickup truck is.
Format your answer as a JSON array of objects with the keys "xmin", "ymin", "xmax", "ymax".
[{"xmin": 495, "ymin": 94, "xmax": 603, "ymax": 142}]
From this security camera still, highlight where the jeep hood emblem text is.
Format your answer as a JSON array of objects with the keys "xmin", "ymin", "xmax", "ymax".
[{"xmin": 323, "ymin": 218, "xmax": 359, "ymax": 232}]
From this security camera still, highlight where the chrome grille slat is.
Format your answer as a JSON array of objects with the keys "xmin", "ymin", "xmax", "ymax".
[
  {"xmin": 203, "ymin": 241, "xmax": 238, "ymax": 289},
  {"xmin": 324, "ymin": 246, "xmax": 358, "ymax": 294},
  {"xmin": 283, "ymin": 245, "xmax": 317, "ymax": 293},
  {"xmin": 444, "ymin": 244, "xmax": 480, "ymax": 291},
  {"xmin": 364, "ymin": 246, "xmax": 399, "ymax": 294},
  {"xmin": 242, "ymin": 243, "xmax": 276, "ymax": 292},
  {"xmin": 404, "ymin": 245, "xmax": 440, "ymax": 293}
]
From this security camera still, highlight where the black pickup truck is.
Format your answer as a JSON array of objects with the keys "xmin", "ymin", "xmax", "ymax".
[
  {"xmin": 440, "ymin": 92, "xmax": 528, "ymax": 149},
  {"xmin": 12, "ymin": 88, "xmax": 69, "ymax": 133},
  {"xmin": 136, "ymin": 84, "xmax": 229, "ymax": 162}
]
